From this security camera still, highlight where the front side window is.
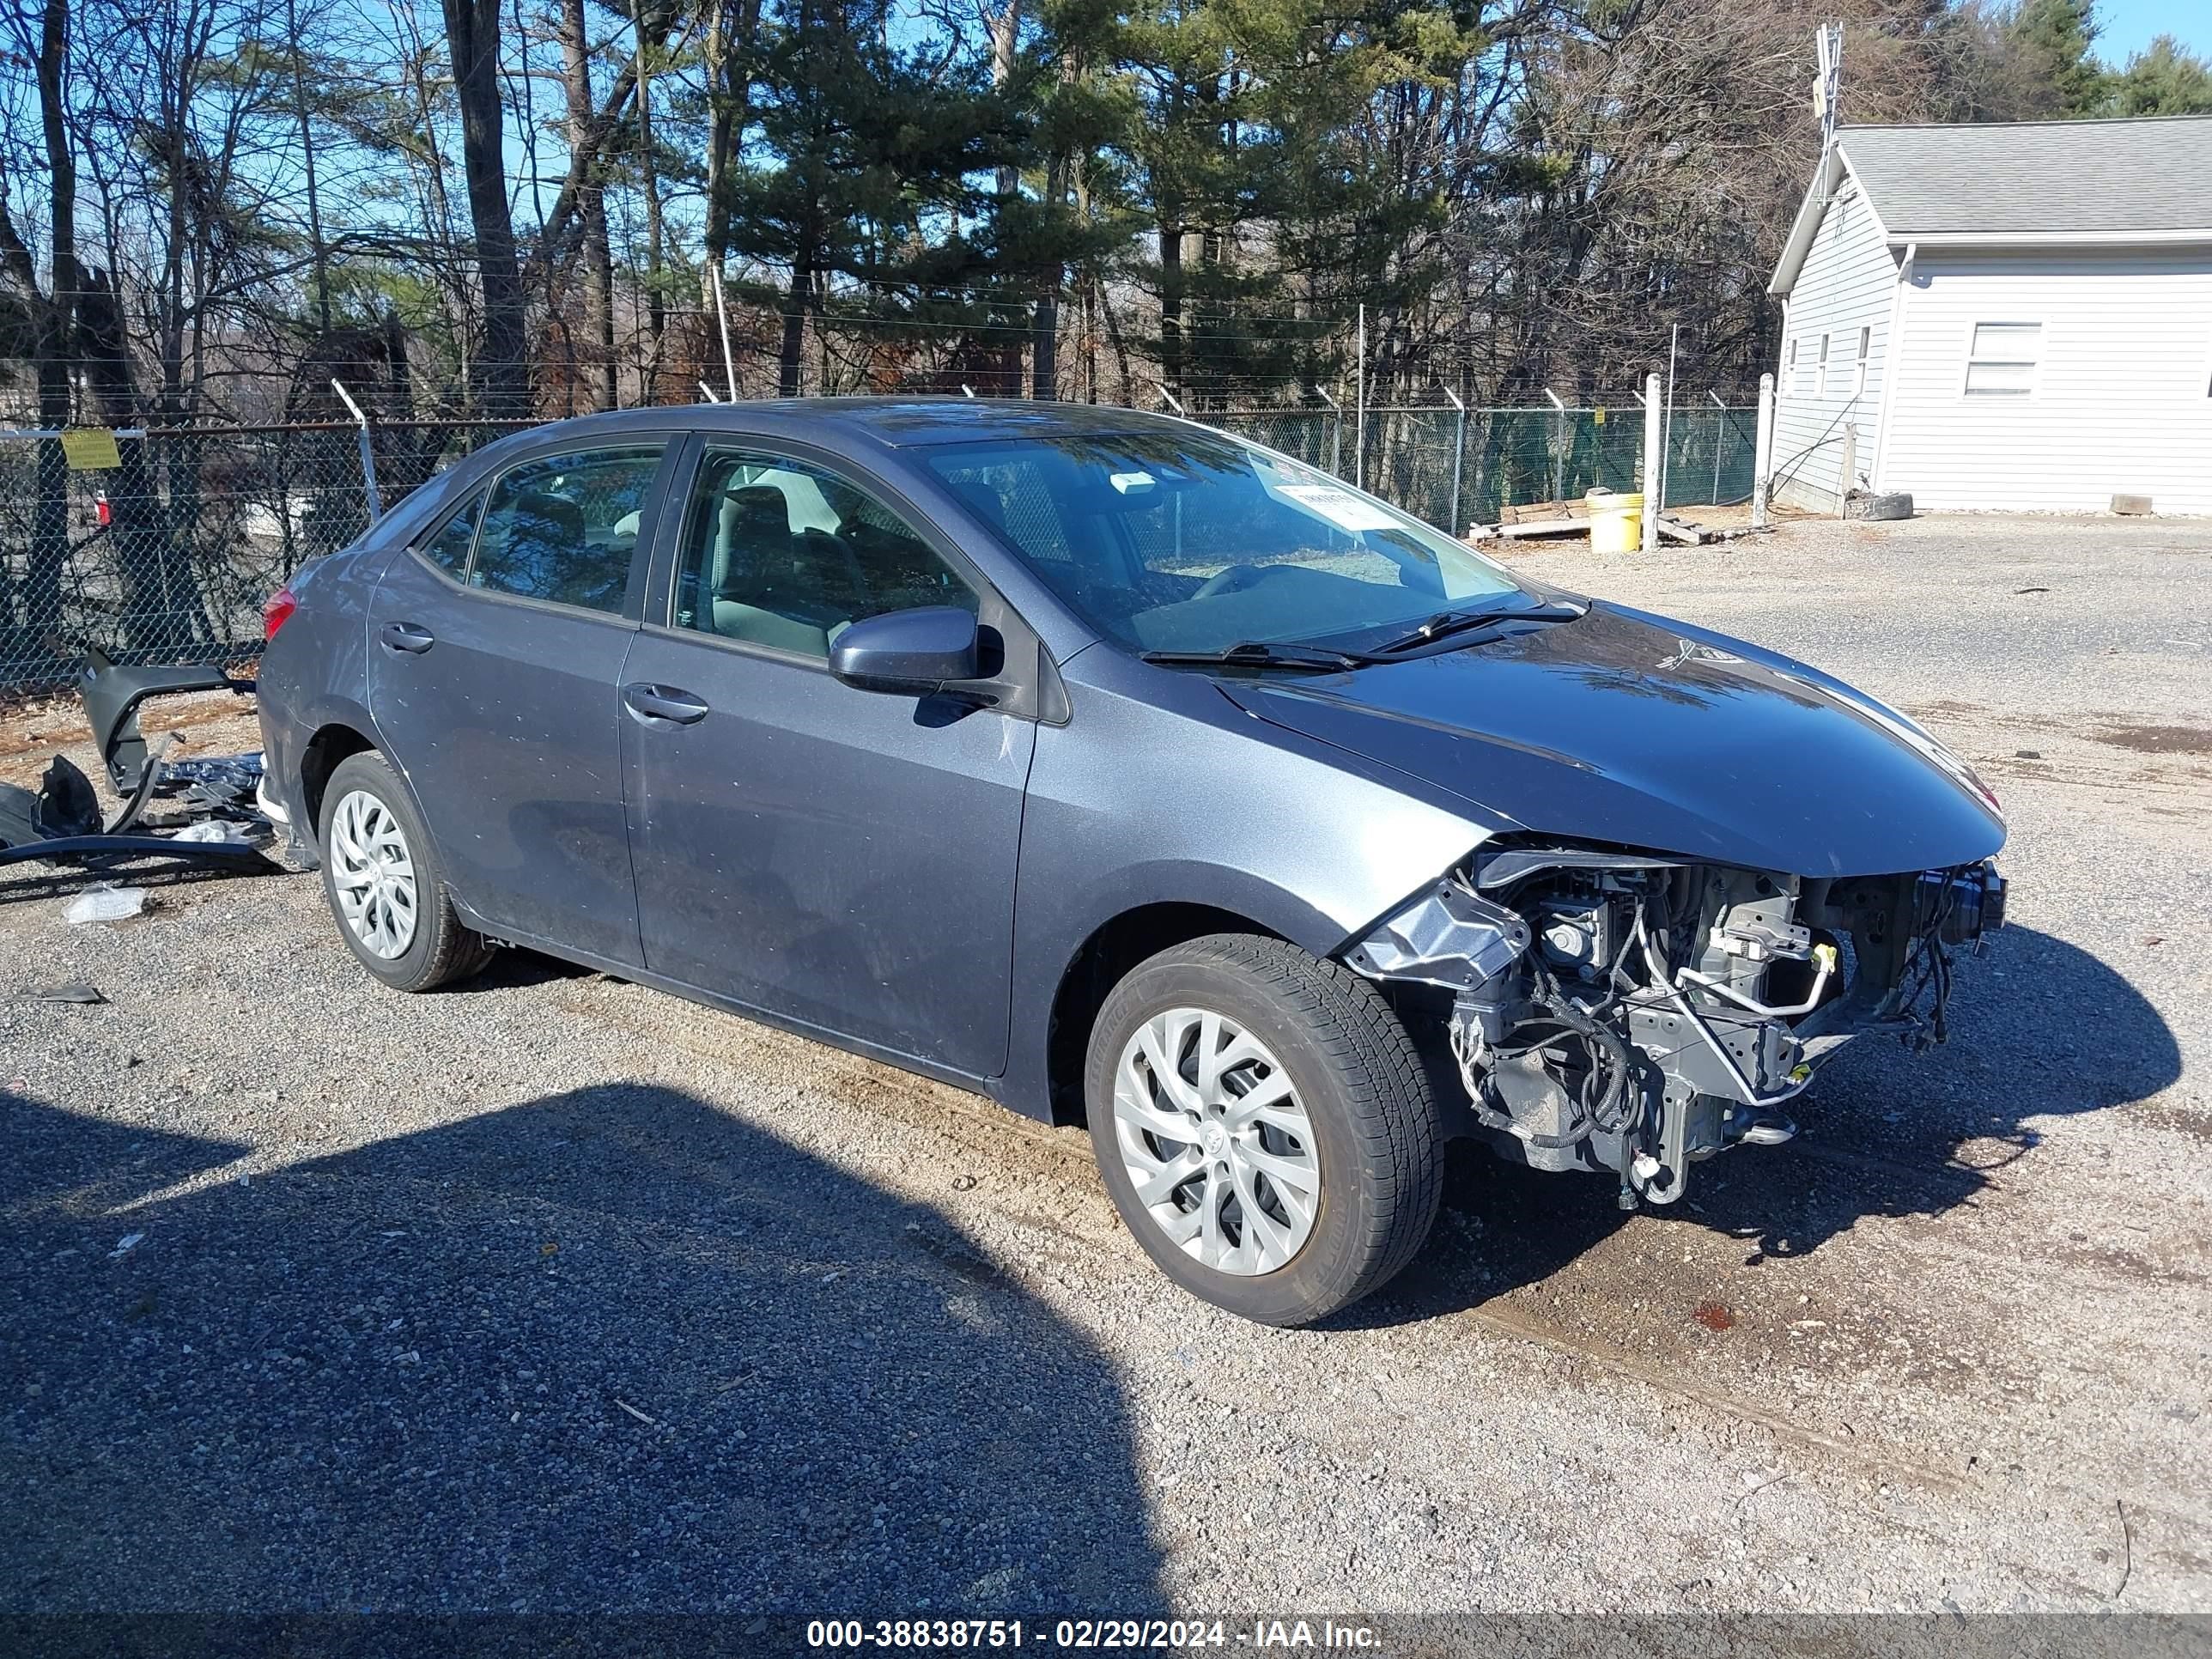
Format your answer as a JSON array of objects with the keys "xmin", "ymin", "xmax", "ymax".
[
  {"xmin": 673, "ymin": 449, "xmax": 977, "ymax": 659},
  {"xmin": 471, "ymin": 444, "xmax": 665, "ymax": 612},
  {"xmin": 1817, "ymin": 333, "xmax": 1832, "ymax": 398},
  {"xmin": 923, "ymin": 430, "xmax": 1524, "ymax": 656},
  {"xmin": 1965, "ymin": 323, "xmax": 2041, "ymax": 397}
]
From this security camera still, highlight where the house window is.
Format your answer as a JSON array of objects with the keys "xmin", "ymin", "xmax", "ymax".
[
  {"xmin": 1965, "ymin": 323, "xmax": 2041, "ymax": 396},
  {"xmin": 1817, "ymin": 333, "xmax": 1832, "ymax": 398},
  {"xmin": 1785, "ymin": 338, "xmax": 1799, "ymax": 397},
  {"xmin": 1852, "ymin": 325, "xmax": 1870, "ymax": 398}
]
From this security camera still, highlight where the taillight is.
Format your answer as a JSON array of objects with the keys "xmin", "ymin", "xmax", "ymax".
[{"xmin": 263, "ymin": 584, "xmax": 298, "ymax": 641}]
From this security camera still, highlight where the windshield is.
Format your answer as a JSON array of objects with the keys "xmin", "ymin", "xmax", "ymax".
[{"xmin": 920, "ymin": 428, "xmax": 1526, "ymax": 655}]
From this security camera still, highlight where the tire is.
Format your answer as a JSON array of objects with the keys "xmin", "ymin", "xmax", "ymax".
[
  {"xmin": 1085, "ymin": 933, "xmax": 1443, "ymax": 1326},
  {"xmin": 318, "ymin": 750, "xmax": 494, "ymax": 993}
]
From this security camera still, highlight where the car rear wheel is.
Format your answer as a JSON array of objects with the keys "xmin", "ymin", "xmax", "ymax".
[
  {"xmin": 1085, "ymin": 933, "xmax": 1442, "ymax": 1327},
  {"xmin": 319, "ymin": 750, "xmax": 494, "ymax": 993}
]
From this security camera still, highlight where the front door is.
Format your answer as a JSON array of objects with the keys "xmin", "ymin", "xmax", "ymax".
[
  {"xmin": 367, "ymin": 438, "xmax": 672, "ymax": 964},
  {"xmin": 620, "ymin": 442, "xmax": 1035, "ymax": 1079}
]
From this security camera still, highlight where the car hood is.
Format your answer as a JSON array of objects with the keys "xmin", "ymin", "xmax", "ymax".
[{"xmin": 1220, "ymin": 603, "xmax": 2005, "ymax": 878}]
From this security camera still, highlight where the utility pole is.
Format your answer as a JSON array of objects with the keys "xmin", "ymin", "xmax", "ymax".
[
  {"xmin": 1354, "ymin": 306, "xmax": 1366, "ymax": 492},
  {"xmin": 1544, "ymin": 388, "xmax": 1566, "ymax": 502},
  {"xmin": 1443, "ymin": 386, "xmax": 1467, "ymax": 538},
  {"xmin": 1814, "ymin": 22, "xmax": 1844, "ymax": 161},
  {"xmin": 712, "ymin": 267, "xmax": 738, "ymax": 401},
  {"xmin": 1640, "ymin": 374, "xmax": 1662, "ymax": 554},
  {"xmin": 1708, "ymin": 390, "xmax": 1727, "ymax": 505},
  {"xmin": 1752, "ymin": 373, "xmax": 1777, "ymax": 528}
]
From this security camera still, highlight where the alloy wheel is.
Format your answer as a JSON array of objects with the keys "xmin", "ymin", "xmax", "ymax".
[
  {"xmin": 1112, "ymin": 1006, "xmax": 1321, "ymax": 1276},
  {"xmin": 328, "ymin": 788, "xmax": 419, "ymax": 959}
]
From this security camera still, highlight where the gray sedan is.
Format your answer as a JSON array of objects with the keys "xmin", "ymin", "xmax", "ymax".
[{"xmin": 256, "ymin": 399, "xmax": 2004, "ymax": 1325}]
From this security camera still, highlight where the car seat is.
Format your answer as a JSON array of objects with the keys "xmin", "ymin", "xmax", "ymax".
[
  {"xmin": 481, "ymin": 489, "xmax": 602, "ymax": 605},
  {"xmin": 708, "ymin": 483, "xmax": 871, "ymax": 655}
]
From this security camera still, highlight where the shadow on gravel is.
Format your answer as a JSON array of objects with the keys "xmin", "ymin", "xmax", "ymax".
[
  {"xmin": 0, "ymin": 1083, "xmax": 1164, "ymax": 1613},
  {"xmin": 440, "ymin": 945, "xmax": 601, "ymax": 994},
  {"xmin": 0, "ymin": 858, "xmax": 284, "ymax": 907},
  {"xmin": 1362, "ymin": 925, "xmax": 2182, "ymax": 1323}
]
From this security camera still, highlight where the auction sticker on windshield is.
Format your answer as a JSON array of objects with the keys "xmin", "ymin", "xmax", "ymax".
[{"xmin": 1273, "ymin": 482, "xmax": 1401, "ymax": 532}]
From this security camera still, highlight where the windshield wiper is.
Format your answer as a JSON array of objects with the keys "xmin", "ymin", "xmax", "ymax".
[
  {"xmin": 1139, "ymin": 641, "xmax": 1371, "ymax": 672},
  {"xmin": 1370, "ymin": 598, "xmax": 1589, "ymax": 656}
]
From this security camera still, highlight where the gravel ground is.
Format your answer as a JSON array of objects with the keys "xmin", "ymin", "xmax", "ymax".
[{"xmin": 1, "ymin": 512, "xmax": 2208, "ymax": 1626}]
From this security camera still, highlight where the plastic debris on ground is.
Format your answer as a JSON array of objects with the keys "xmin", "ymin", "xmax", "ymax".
[
  {"xmin": 172, "ymin": 818, "xmax": 255, "ymax": 844},
  {"xmin": 0, "ymin": 648, "xmax": 277, "ymax": 898},
  {"xmin": 161, "ymin": 752, "xmax": 265, "ymax": 811},
  {"xmin": 64, "ymin": 884, "xmax": 147, "ymax": 925},
  {"xmin": 31, "ymin": 982, "xmax": 106, "ymax": 1004}
]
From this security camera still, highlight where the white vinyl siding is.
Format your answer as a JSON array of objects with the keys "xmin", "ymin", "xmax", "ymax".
[
  {"xmin": 1771, "ymin": 180, "xmax": 1897, "ymax": 511},
  {"xmin": 1879, "ymin": 249, "xmax": 2212, "ymax": 514}
]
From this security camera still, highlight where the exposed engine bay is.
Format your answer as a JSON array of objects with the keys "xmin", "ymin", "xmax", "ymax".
[{"xmin": 1348, "ymin": 842, "xmax": 2006, "ymax": 1207}]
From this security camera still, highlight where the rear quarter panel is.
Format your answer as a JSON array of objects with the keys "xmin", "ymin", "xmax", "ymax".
[{"xmin": 256, "ymin": 540, "xmax": 401, "ymax": 836}]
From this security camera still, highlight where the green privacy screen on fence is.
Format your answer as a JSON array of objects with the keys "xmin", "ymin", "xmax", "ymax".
[{"xmin": 0, "ymin": 404, "xmax": 1756, "ymax": 695}]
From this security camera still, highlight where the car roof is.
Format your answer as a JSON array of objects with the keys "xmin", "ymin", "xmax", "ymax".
[{"xmin": 514, "ymin": 397, "xmax": 1194, "ymax": 453}]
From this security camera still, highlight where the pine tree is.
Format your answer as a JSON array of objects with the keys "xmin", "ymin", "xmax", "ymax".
[
  {"xmin": 2112, "ymin": 34, "xmax": 2212, "ymax": 115},
  {"xmin": 2006, "ymin": 0, "xmax": 2109, "ymax": 116},
  {"xmin": 717, "ymin": 0, "xmax": 1021, "ymax": 394},
  {"xmin": 1109, "ymin": 0, "xmax": 1285, "ymax": 404}
]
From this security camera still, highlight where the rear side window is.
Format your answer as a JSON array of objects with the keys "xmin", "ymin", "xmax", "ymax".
[
  {"xmin": 418, "ymin": 492, "xmax": 483, "ymax": 578},
  {"xmin": 471, "ymin": 444, "xmax": 666, "ymax": 613}
]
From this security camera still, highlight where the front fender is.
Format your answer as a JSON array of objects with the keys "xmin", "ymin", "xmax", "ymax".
[{"xmin": 996, "ymin": 660, "xmax": 1495, "ymax": 1120}]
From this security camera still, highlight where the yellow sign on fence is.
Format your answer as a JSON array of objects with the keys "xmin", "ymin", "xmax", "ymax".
[{"xmin": 60, "ymin": 427, "xmax": 122, "ymax": 471}]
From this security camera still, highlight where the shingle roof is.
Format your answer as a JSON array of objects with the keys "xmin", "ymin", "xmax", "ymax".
[{"xmin": 1838, "ymin": 116, "xmax": 2212, "ymax": 236}]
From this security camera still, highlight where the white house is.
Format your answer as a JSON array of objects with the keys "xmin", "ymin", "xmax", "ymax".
[{"xmin": 1766, "ymin": 116, "xmax": 2212, "ymax": 515}]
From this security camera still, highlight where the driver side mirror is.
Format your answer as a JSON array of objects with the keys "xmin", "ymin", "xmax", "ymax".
[{"xmin": 828, "ymin": 605, "xmax": 981, "ymax": 696}]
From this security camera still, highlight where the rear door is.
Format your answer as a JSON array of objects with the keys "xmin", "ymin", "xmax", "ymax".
[
  {"xmin": 618, "ymin": 439, "xmax": 1036, "ymax": 1079},
  {"xmin": 367, "ymin": 436, "xmax": 677, "ymax": 965}
]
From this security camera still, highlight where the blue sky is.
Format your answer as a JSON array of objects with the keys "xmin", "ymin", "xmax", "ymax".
[{"xmin": 2098, "ymin": 0, "xmax": 2208, "ymax": 63}]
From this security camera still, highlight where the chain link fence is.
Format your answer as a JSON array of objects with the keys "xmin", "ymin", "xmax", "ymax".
[
  {"xmin": 0, "ymin": 421, "xmax": 532, "ymax": 695},
  {"xmin": 1217, "ymin": 403, "xmax": 1759, "ymax": 533},
  {"xmin": 2, "ymin": 401, "xmax": 1758, "ymax": 696}
]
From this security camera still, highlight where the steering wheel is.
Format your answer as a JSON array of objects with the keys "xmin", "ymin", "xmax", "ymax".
[{"xmin": 1194, "ymin": 562, "xmax": 1301, "ymax": 601}]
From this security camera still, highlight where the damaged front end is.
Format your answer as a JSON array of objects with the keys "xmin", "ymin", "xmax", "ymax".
[
  {"xmin": 0, "ymin": 647, "xmax": 276, "ymax": 884},
  {"xmin": 1347, "ymin": 843, "xmax": 2005, "ymax": 1208}
]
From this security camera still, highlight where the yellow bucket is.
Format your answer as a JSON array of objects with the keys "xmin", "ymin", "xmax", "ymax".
[{"xmin": 1587, "ymin": 490, "xmax": 1643, "ymax": 553}]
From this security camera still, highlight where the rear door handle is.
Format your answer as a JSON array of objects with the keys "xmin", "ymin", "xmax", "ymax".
[
  {"xmin": 380, "ymin": 622, "xmax": 435, "ymax": 655},
  {"xmin": 623, "ymin": 683, "xmax": 710, "ymax": 726}
]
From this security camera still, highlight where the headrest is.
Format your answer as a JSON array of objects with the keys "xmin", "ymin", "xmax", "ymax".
[
  {"xmin": 511, "ymin": 490, "xmax": 586, "ymax": 544},
  {"xmin": 726, "ymin": 483, "xmax": 791, "ymax": 533}
]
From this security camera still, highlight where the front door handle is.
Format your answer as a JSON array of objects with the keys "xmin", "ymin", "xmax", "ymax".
[
  {"xmin": 380, "ymin": 622, "xmax": 435, "ymax": 655},
  {"xmin": 623, "ymin": 683, "xmax": 710, "ymax": 726}
]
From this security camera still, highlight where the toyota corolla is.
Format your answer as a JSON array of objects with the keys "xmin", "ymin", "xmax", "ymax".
[{"xmin": 256, "ymin": 399, "xmax": 2004, "ymax": 1326}]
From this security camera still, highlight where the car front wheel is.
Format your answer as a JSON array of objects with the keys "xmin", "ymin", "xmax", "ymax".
[
  {"xmin": 319, "ymin": 750, "xmax": 494, "ymax": 993},
  {"xmin": 1085, "ymin": 933, "xmax": 1443, "ymax": 1327}
]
